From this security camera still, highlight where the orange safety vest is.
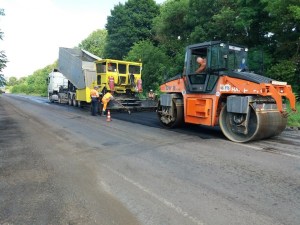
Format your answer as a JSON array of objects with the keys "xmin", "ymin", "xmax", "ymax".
[
  {"xmin": 102, "ymin": 92, "xmax": 113, "ymax": 102},
  {"xmin": 90, "ymin": 89, "xmax": 99, "ymax": 98}
]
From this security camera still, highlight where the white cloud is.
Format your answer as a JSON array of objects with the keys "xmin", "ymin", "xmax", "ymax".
[{"xmin": 0, "ymin": 0, "xmax": 165, "ymax": 78}]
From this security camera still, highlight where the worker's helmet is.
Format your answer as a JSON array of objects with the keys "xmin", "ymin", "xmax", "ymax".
[{"xmin": 150, "ymin": 89, "xmax": 153, "ymax": 92}]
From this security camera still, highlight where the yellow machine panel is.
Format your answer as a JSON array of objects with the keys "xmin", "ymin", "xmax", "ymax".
[{"xmin": 76, "ymin": 88, "xmax": 92, "ymax": 103}]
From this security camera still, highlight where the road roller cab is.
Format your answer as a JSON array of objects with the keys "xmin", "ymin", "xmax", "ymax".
[{"xmin": 158, "ymin": 41, "xmax": 296, "ymax": 142}]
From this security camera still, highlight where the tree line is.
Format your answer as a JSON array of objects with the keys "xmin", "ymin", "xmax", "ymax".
[
  {"xmin": 0, "ymin": 9, "xmax": 8, "ymax": 88},
  {"xmin": 3, "ymin": 0, "xmax": 300, "ymax": 97}
]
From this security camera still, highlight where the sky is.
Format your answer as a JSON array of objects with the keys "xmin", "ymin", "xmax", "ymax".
[{"xmin": 0, "ymin": 0, "xmax": 165, "ymax": 79}]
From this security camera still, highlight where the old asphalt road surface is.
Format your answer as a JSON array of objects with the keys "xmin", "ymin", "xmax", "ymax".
[{"xmin": 1, "ymin": 94, "xmax": 300, "ymax": 225}]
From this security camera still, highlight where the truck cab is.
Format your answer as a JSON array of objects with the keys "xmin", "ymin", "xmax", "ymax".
[{"xmin": 47, "ymin": 69, "xmax": 68, "ymax": 103}]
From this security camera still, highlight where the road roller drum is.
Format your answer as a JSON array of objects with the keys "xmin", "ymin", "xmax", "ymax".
[{"xmin": 219, "ymin": 104, "xmax": 287, "ymax": 142}]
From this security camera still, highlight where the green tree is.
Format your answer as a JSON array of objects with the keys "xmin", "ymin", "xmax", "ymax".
[
  {"xmin": 261, "ymin": 0, "xmax": 300, "ymax": 59},
  {"xmin": 153, "ymin": 0, "xmax": 189, "ymax": 44},
  {"xmin": 125, "ymin": 40, "xmax": 174, "ymax": 92},
  {"xmin": 153, "ymin": 0, "xmax": 298, "ymax": 87},
  {"xmin": 185, "ymin": 0, "xmax": 218, "ymax": 43},
  {"xmin": 247, "ymin": 47, "xmax": 268, "ymax": 75},
  {"xmin": 184, "ymin": 0, "xmax": 269, "ymax": 47},
  {"xmin": 0, "ymin": 8, "xmax": 8, "ymax": 84},
  {"xmin": 267, "ymin": 60, "xmax": 297, "ymax": 87},
  {"xmin": 152, "ymin": 0, "xmax": 188, "ymax": 70},
  {"xmin": 11, "ymin": 83, "xmax": 28, "ymax": 94},
  {"xmin": 0, "ymin": 9, "xmax": 4, "ymax": 39},
  {"xmin": 105, "ymin": 0, "xmax": 159, "ymax": 59},
  {"xmin": 11, "ymin": 63, "xmax": 55, "ymax": 96},
  {"xmin": 7, "ymin": 76, "xmax": 18, "ymax": 86},
  {"xmin": 0, "ymin": 74, "xmax": 5, "ymax": 86},
  {"xmin": 18, "ymin": 77, "xmax": 27, "ymax": 84},
  {"xmin": 79, "ymin": 29, "xmax": 107, "ymax": 58}
]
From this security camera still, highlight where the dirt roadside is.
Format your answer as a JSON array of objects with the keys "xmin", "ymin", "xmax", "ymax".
[{"xmin": 0, "ymin": 96, "xmax": 140, "ymax": 225}]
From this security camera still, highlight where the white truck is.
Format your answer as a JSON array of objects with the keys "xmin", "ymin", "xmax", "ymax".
[{"xmin": 47, "ymin": 69, "xmax": 68, "ymax": 103}]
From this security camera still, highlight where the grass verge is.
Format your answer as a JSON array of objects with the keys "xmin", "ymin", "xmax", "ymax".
[{"xmin": 287, "ymin": 102, "xmax": 300, "ymax": 127}]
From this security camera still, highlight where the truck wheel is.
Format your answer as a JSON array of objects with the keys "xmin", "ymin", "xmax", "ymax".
[
  {"xmin": 49, "ymin": 94, "xmax": 54, "ymax": 103},
  {"xmin": 58, "ymin": 94, "xmax": 62, "ymax": 104},
  {"xmin": 73, "ymin": 95, "xmax": 78, "ymax": 107},
  {"xmin": 68, "ymin": 96, "xmax": 73, "ymax": 106}
]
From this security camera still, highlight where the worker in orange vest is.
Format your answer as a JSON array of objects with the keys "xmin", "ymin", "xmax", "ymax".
[
  {"xmin": 90, "ymin": 86, "xmax": 100, "ymax": 116},
  {"xmin": 101, "ymin": 90, "xmax": 114, "ymax": 115}
]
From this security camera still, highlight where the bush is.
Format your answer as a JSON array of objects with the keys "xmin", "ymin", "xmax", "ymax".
[
  {"xmin": 287, "ymin": 102, "xmax": 300, "ymax": 127},
  {"xmin": 267, "ymin": 60, "xmax": 297, "ymax": 88}
]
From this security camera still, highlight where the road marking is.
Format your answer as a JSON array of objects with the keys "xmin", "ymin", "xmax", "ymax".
[
  {"xmin": 233, "ymin": 142, "xmax": 262, "ymax": 150},
  {"xmin": 103, "ymin": 164, "xmax": 205, "ymax": 225},
  {"xmin": 233, "ymin": 142, "xmax": 300, "ymax": 159},
  {"xmin": 279, "ymin": 152, "xmax": 300, "ymax": 159}
]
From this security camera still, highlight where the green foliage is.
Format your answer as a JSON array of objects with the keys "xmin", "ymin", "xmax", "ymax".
[
  {"xmin": 11, "ymin": 63, "xmax": 56, "ymax": 96},
  {"xmin": 11, "ymin": 83, "xmax": 28, "ymax": 94},
  {"xmin": 266, "ymin": 60, "xmax": 297, "ymax": 87},
  {"xmin": 79, "ymin": 29, "xmax": 107, "ymax": 58},
  {"xmin": 123, "ymin": 0, "xmax": 299, "ymax": 93},
  {"xmin": 289, "ymin": 5, "xmax": 300, "ymax": 20},
  {"xmin": 248, "ymin": 47, "xmax": 273, "ymax": 75},
  {"xmin": 0, "ymin": 50, "xmax": 7, "ymax": 75},
  {"xmin": 0, "ymin": 9, "xmax": 8, "ymax": 81},
  {"xmin": 7, "ymin": 77, "xmax": 18, "ymax": 86},
  {"xmin": 186, "ymin": 0, "xmax": 269, "ymax": 47},
  {"xmin": 105, "ymin": 0, "xmax": 159, "ymax": 59},
  {"xmin": 0, "ymin": 8, "xmax": 4, "ymax": 40},
  {"xmin": 125, "ymin": 40, "xmax": 172, "ymax": 92},
  {"xmin": 185, "ymin": 0, "xmax": 217, "ymax": 43},
  {"xmin": 261, "ymin": 0, "xmax": 300, "ymax": 59},
  {"xmin": 153, "ymin": 0, "xmax": 189, "ymax": 44},
  {"xmin": 287, "ymin": 102, "xmax": 300, "ymax": 127},
  {"xmin": 0, "ymin": 74, "xmax": 6, "ymax": 87},
  {"xmin": 152, "ymin": 0, "xmax": 188, "ymax": 76}
]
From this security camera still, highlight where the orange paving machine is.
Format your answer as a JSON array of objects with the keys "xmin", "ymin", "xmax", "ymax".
[{"xmin": 157, "ymin": 41, "xmax": 296, "ymax": 142}]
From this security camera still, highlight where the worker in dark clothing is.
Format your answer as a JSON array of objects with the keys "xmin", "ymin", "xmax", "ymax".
[
  {"xmin": 98, "ymin": 93, "xmax": 103, "ymax": 115},
  {"xmin": 90, "ymin": 86, "xmax": 99, "ymax": 116},
  {"xmin": 148, "ymin": 89, "xmax": 156, "ymax": 100}
]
